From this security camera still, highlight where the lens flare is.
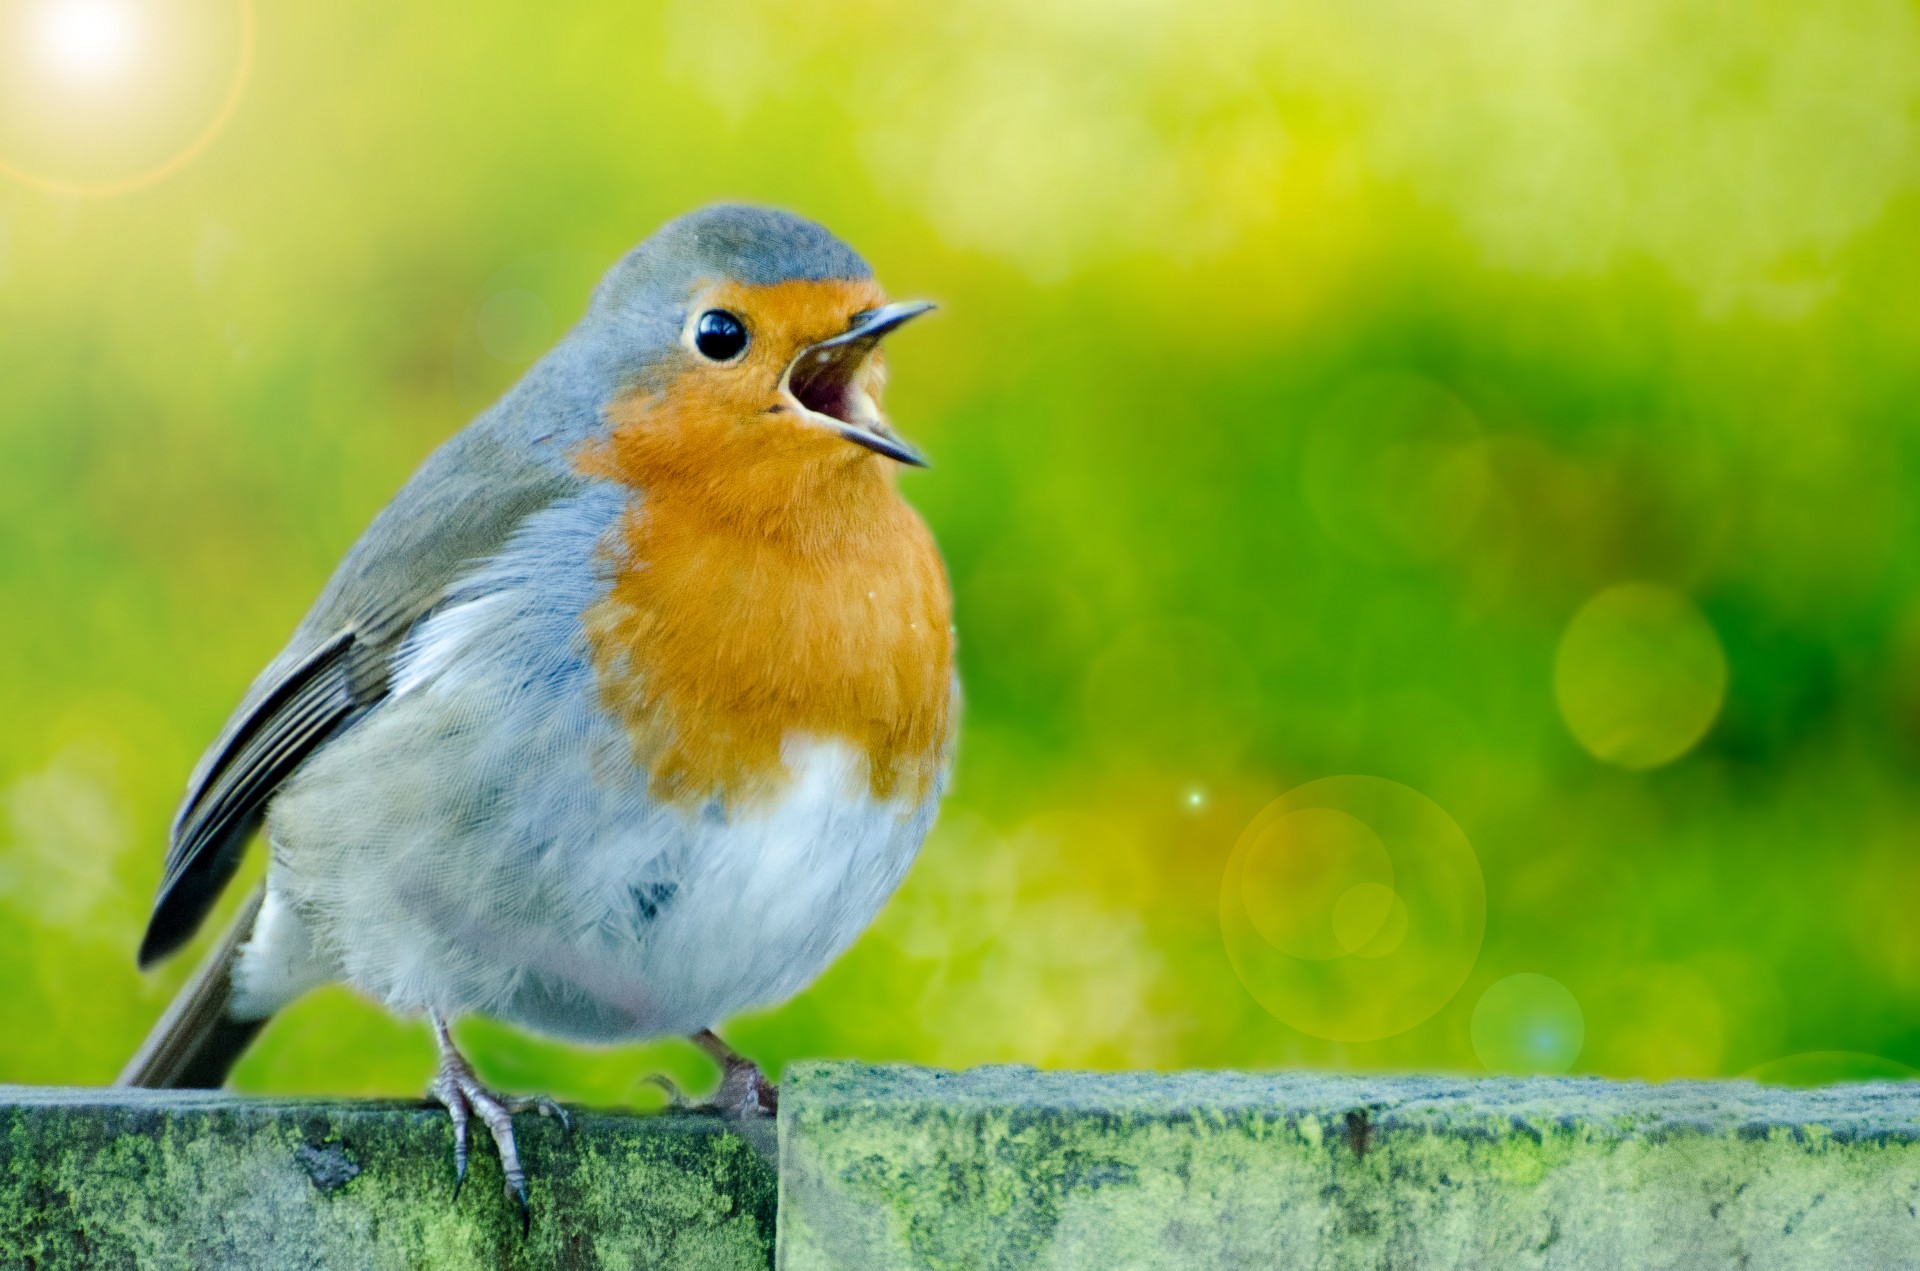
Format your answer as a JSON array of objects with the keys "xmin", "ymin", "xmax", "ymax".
[
  {"xmin": 1239, "ymin": 807, "xmax": 1392, "ymax": 961},
  {"xmin": 0, "ymin": 0, "xmax": 254, "ymax": 197},
  {"xmin": 1221, "ymin": 776, "xmax": 1485, "ymax": 1042},
  {"xmin": 33, "ymin": 0, "xmax": 142, "ymax": 85}
]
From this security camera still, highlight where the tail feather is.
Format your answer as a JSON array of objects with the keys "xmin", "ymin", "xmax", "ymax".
[{"xmin": 118, "ymin": 885, "xmax": 267, "ymax": 1089}]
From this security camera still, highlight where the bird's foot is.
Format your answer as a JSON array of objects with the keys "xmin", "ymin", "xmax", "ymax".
[
  {"xmin": 690, "ymin": 1029, "xmax": 778, "ymax": 1117},
  {"xmin": 428, "ymin": 1015, "xmax": 569, "ymax": 1233}
]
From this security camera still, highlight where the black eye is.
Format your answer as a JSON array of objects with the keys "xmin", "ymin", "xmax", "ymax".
[{"xmin": 693, "ymin": 309, "xmax": 748, "ymax": 361}]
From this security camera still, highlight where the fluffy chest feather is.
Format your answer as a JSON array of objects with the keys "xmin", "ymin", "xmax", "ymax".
[{"xmin": 580, "ymin": 389, "xmax": 955, "ymax": 810}]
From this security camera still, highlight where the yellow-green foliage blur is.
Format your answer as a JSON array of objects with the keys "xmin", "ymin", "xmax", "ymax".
[{"xmin": 3, "ymin": 0, "xmax": 1919, "ymax": 1102}]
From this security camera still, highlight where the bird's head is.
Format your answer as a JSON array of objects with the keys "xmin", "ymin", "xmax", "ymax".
[{"xmin": 562, "ymin": 206, "xmax": 933, "ymax": 513}]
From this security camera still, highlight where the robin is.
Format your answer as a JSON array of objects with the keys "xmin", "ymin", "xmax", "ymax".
[{"xmin": 118, "ymin": 205, "xmax": 956, "ymax": 1220}]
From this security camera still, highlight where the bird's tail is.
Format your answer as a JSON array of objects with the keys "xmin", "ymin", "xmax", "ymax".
[{"xmin": 117, "ymin": 885, "xmax": 267, "ymax": 1089}]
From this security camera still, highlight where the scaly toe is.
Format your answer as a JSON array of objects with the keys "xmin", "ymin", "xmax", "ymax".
[
  {"xmin": 429, "ymin": 1074, "xmax": 476, "ymax": 1199},
  {"xmin": 460, "ymin": 1081, "xmax": 531, "ymax": 1209}
]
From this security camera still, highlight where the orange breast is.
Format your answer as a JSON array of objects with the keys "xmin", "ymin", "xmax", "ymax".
[{"xmin": 578, "ymin": 362, "xmax": 954, "ymax": 810}]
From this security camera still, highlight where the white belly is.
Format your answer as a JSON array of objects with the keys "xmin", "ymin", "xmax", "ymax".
[
  {"xmin": 251, "ymin": 720, "xmax": 936, "ymax": 1040},
  {"xmin": 490, "ymin": 734, "xmax": 935, "ymax": 1041}
]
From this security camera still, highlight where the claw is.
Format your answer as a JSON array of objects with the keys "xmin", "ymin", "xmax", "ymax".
[
  {"xmin": 540, "ymin": 1098, "xmax": 573, "ymax": 1142},
  {"xmin": 451, "ymin": 1130, "xmax": 469, "ymax": 1203},
  {"xmin": 636, "ymin": 1070, "xmax": 689, "ymax": 1109},
  {"xmin": 427, "ymin": 1014, "xmax": 566, "ymax": 1233}
]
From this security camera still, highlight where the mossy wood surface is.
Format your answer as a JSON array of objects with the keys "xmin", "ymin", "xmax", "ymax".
[
  {"xmin": 7, "ymin": 1070, "xmax": 1920, "ymax": 1269},
  {"xmin": 778, "ymin": 1064, "xmax": 1920, "ymax": 1270},
  {"xmin": 0, "ymin": 1086, "xmax": 776, "ymax": 1270}
]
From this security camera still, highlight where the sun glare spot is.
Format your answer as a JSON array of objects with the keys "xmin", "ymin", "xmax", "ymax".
[{"xmin": 32, "ymin": 0, "xmax": 143, "ymax": 86}]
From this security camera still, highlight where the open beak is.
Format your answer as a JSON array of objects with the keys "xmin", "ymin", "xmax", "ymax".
[{"xmin": 782, "ymin": 301, "xmax": 935, "ymax": 467}]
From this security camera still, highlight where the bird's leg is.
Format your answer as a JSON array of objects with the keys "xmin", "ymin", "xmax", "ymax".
[
  {"xmin": 691, "ymin": 1029, "xmax": 778, "ymax": 1117},
  {"xmin": 427, "ymin": 1014, "xmax": 570, "ymax": 1231}
]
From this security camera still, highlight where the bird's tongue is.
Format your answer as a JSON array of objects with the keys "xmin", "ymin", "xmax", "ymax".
[{"xmin": 787, "ymin": 338, "xmax": 869, "ymax": 426}]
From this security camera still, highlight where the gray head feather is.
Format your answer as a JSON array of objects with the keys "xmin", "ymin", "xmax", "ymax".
[
  {"xmin": 493, "ymin": 205, "xmax": 873, "ymax": 455},
  {"xmin": 592, "ymin": 204, "xmax": 873, "ymax": 316}
]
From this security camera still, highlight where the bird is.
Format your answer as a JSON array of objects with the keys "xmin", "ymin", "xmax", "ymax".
[{"xmin": 117, "ymin": 205, "xmax": 957, "ymax": 1220}]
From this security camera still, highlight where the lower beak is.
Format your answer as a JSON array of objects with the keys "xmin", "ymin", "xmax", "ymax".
[{"xmin": 783, "ymin": 301, "xmax": 936, "ymax": 467}]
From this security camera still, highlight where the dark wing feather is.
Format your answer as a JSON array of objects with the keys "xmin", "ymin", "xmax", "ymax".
[
  {"xmin": 135, "ymin": 422, "xmax": 583, "ymax": 969},
  {"xmin": 138, "ymin": 631, "xmax": 361, "ymax": 966}
]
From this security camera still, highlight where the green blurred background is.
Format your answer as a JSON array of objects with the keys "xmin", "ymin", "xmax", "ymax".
[{"xmin": 3, "ymin": 0, "xmax": 1919, "ymax": 1102}]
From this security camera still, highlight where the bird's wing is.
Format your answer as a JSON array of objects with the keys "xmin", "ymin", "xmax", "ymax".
[{"xmin": 138, "ymin": 426, "xmax": 582, "ymax": 967}]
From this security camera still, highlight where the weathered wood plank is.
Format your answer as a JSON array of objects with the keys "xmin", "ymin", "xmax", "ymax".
[
  {"xmin": 0, "ymin": 1086, "xmax": 775, "ymax": 1270},
  {"xmin": 778, "ymin": 1065, "xmax": 1920, "ymax": 1270}
]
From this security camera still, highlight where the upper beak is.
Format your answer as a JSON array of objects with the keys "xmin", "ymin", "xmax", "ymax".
[{"xmin": 783, "ymin": 301, "xmax": 936, "ymax": 467}]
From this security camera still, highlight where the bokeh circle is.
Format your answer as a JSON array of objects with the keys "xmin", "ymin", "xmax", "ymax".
[
  {"xmin": 1471, "ymin": 973, "xmax": 1585, "ymax": 1074},
  {"xmin": 1220, "ymin": 776, "xmax": 1485, "ymax": 1042},
  {"xmin": 1554, "ymin": 582, "xmax": 1727, "ymax": 770}
]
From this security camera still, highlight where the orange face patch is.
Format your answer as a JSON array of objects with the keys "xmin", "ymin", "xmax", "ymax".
[{"xmin": 578, "ymin": 278, "xmax": 955, "ymax": 810}]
